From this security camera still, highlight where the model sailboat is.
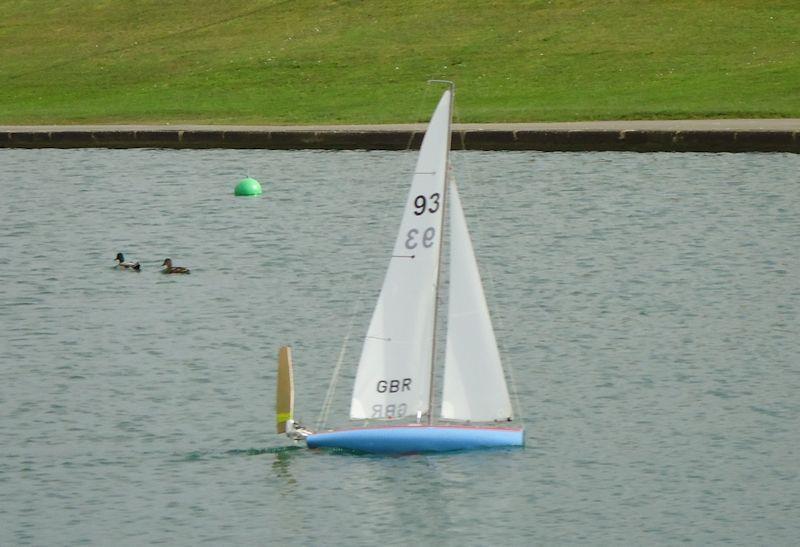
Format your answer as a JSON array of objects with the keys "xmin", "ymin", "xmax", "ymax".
[{"xmin": 278, "ymin": 84, "xmax": 523, "ymax": 453}]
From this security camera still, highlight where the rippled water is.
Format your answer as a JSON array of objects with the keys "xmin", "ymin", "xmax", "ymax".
[{"xmin": 1, "ymin": 149, "xmax": 798, "ymax": 545}]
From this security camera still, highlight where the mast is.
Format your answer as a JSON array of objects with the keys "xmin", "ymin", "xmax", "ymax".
[{"xmin": 425, "ymin": 80, "xmax": 455, "ymax": 425}]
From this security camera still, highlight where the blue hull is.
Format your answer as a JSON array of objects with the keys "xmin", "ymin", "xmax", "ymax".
[{"xmin": 306, "ymin": 424, "xmax": 524, "ymax": 454}]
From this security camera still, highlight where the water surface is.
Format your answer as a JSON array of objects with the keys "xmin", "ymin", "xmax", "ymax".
[{"xmin": 1, "ymin": 149, "xmax": 798, "ymax": 544}]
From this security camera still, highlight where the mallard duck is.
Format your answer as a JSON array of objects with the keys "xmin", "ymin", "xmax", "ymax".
[
  {"xmin": 161, "ymin": 258, "xmax": 190, "ymax": 274},
  {"xmin": 115, "ymin": 252, "xmax": 141, "ymax": 271}
]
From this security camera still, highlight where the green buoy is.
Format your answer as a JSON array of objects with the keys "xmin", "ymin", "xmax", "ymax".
[{"xmin": 234, "ymin": 177, "xmax": 262, "ymax": 196}]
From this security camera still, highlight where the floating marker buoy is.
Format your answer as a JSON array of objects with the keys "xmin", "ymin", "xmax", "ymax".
[{"xmin": 234, "ymin": 177, "xmax": 262, "ymax": 196}]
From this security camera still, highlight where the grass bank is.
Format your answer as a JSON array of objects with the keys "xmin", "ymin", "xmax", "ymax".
[{"xmin": 1, "ymin": 0, "xmax": 799, "ymax": 124}]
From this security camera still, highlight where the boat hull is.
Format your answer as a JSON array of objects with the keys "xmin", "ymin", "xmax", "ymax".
[{"xmin": 306, "ymin": 424, "xmax": 524, "ymax": 454}]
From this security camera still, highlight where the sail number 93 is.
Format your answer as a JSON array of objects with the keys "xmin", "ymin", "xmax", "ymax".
[
  {"xmin": 405, "ymin": 227, "xmax": 436, "ymax": 249},
  {"xmin": 405, "ymin": 193, "xmax": 440, "ymax": 250},
  {"xmin": 413, "ymin": 193, "xmax": 440, "ymax": 216}
]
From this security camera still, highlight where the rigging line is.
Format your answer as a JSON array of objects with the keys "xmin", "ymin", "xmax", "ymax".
[
  {"xmin": 315, "ymin": 298, "xmax": 360, "ymax": 431},
  {"xmin": 414, "ymin": 81, "xmax": 437, "ymax": 126},
  {"xmin": 406, "ymin": 83, "xmax": 435, "ymax": 152}
]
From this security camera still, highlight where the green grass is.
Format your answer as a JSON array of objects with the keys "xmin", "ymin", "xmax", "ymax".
[{"xmin": 1, "ymin": 0, "xmax": 799, "ymax": 124}]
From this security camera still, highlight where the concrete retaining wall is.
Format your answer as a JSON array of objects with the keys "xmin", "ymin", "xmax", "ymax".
[{"xmin": 2, "ymin": 125, "xmax": 799, "ymax": 152}]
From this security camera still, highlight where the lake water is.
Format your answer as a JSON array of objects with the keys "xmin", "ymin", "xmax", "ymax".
[{"xmin": 1, "ymin": 149, "xmax": 798, "ymax": 545}]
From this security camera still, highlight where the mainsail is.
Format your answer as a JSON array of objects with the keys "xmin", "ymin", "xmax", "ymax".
[{"xmin": 349, "ymin": 90, "xmax": 452, "ymax": 420}]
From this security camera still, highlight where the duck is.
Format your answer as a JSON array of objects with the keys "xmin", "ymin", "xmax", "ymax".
[
  {"xmin": 161, "ymin": 258, "xmax": 190, "ymax": 274},
  {"xmin": 115, "ymin": 252, "xmax": 141, "ymax": 271}
]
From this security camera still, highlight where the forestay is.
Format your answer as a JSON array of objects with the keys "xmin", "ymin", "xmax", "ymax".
[
  {"xmin": 441, "ymin": 181, "xmax": 513, "ymax": 421},
  {"xmin": 349, "ymin": 90, "xmax": 452, "ymax": 420}
]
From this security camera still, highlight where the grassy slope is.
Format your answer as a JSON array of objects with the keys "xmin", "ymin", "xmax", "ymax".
[{"xmin": 1, "ymin": 0, "xmax": 798, "ymax": 124}]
